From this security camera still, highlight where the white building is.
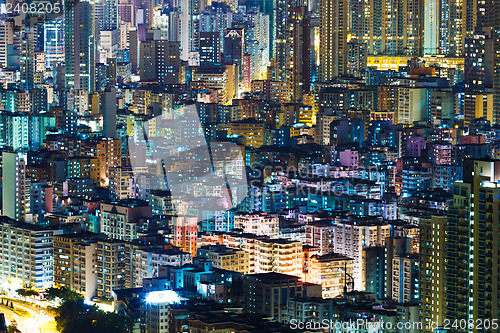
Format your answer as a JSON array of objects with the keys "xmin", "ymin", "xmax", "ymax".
[
  {"xmin": 221, "ymin": 233, "xmax": 303, "ymax": 277},
  {"xmin": 333, "ymin": 217, "xmax": 391, "ymax": 290},
  {"xmin": 100, "ymin": 199, "xmax": 152, "ymax": 241},
  {"xmin": 0, "ymin": 218, "xmax": 62, "ymax": 290},
  {"xmin": 234, "ymin": 212, "xmax": 279, "ymax": 237},
  {"xmin": 143, "ymin": 290, "xmax": 181, "ymax": 333},
  {"xmin": 134, "ymin": 249, "xmax": 192, "ymax": 286},
  {"xmin": 2, "ymin": 152, "xmax": 27, "ymax": 221}
]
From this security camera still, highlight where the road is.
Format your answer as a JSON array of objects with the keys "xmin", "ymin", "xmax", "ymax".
[{"xmin": 0, "ymin": 303, "xmax": 57, "ymax": 333}]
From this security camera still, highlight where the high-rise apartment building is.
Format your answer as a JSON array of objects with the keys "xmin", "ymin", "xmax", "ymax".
[
  {"xmin": 304, "ymin": 221, "xmax": 336, "ymax": 255},
  {"xmin": 275, "ymin": 0, "xmax": 306, "ymax": 82},
  {"xmin": 134, "ymin": 248, "xmax": 193, "ymax": 286},
  {"xmin": 396, "ymin": 87, "xmax": 428, "ymax": 125},
  {"xmin": 391, "ymin": 254, "xmax": 419, "ymax": 303},
  {"xmin": 333, "ymin": 217, "xmax": 391, "ymax": 290},
  {"xmin": 200, "ymin": 32, "xmax": 221, "ymax": 64},
  {"xmin": 306, "ymin": 253, "xmax": 354, "ymax": 299},
  {"xmin": 43, "ymin": 18, "xmax": 65, "ymax": 69},
  {"xmin": 102, "ymin": 0, "xmax": 119, "ymax": 31},
  {"xmin": 172, "ymin": 215, "xmax": 198, "ymax": 257},
  {"xmin": 385, "ymin": 236, "xmax": 412, "ymax": 300},
  {"xmin": 109, "ymin": 166, "xmax": 135, "ymax": 199},
  {"xmin": 2, "ymin": 152, "xmax": 28, "ymax": 221},
  {"xmin": 0, "ymin": 218, "xmax": 63, "ymax": 289},
  {"xmin": 197, "ymin": 245, "xmax": 249, "ymax": 274},
  {"xmin": 446, "ymin": 159, "xmax": 500, "ymax": 330},
  {"xmin": 100, "ymin": 199, "xmax": 153, "ymax": 241},
  {"xmin": 205, "ymin": 232, "xmax": 304, "ymax": 276},
  {"xmin": 64, "ymin": 0, "xmax": 96, "ymax": 92},
  {"xmin": 464, "ymin": 27, "xmax": 494, "ymax": 91},
  {"xmin": 54, "ymin": 234, "xmax": 98, "ymax": 300},
  {"xmin": 362, "ymin": 246, "xmax": 385, "ymax": 299},
  {"xmin": 348, "ymin": 0, "xmax": 423, "ymax": 56},
  {"xmin": 140, "ymin": 39, "xmax": 181, "ymax": 84},
  {"xmin": 233, "ymin": 212, "xmax": 279, "ymax": 237},
  {"xmin": 420, "ymin": 215, "xmax": 447, "ymax": 332},
  {"xmin": 494, "ymin": 0, "xmax": 500, "ymax": 124},
  {"xmin": 0, "ymin": 19, "xmax": 17, "ymax": 68},
  {"xmin": 96, "ymin": 239, "xmax": 137, "ymax": 298},
  {"xmin": 244, "ymin": 273, "xmax": 310, "ymax": 322},
  {"xmin": 286, "ymin": 7, "xmax": 311, "ymax": 102},
  {"xmin": 319, "ymin": 0, "xmax": 348, "ymax": 80}
]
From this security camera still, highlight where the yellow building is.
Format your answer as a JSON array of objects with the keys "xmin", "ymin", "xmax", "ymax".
[
  {"xmin": 307, "ymin": 253, "xmax": 353, "ymax": 299},
  {"xmin": 197, "ymin": 245, "xmax": 249, "ymax": 274},
  {"xmin": 319, "ymin": 0, "xmax": 347, "ymax": 80},
  {"xmin": 54, "ymin": 234, "xmax": 98, "ymax": 300},
  {"xmin": 367, "ymin": 56, "xmax": 464, "ymax": 72},
  {"xmin": 218, "ymin": 119, "xmax": 269, "ymax": 148},
  {"xmin": 217, "ymin": 233, "xmax": 304, "ymax": 278},
  {"xmin": 367, "ymin": 56, "xmax": 411, "ymax": 71},
  {"xmin": 91, "ymin": 138, "xmax": 122, "ymax": 186},
  {"xmin": 419, "ymin": 215, "xmax": 446, "ymax": 332},
  {"xmin": 464, "ymin": 93, "xmax": 493, "ymax": 125},
  {"xmin": 67, "ymin": 156, "xmax": 100, "ymax": 182},
  {"xmin": 191, "ymin": 65, "xmax": 237, "ymax": 105},
  {"xmin": 251, "ymin": 80, "xmax": 289, "ymax": 103},
  {"xmin": 96, "ymin": 239, "xmax": 137, "ymax": 298}
]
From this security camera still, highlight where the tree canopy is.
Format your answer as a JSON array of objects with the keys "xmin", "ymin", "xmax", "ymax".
[
  {"xmin": 47, "ymin": 288, "xmax": 130, "ymax": 333},
  {"xmin": 44, "ymin": 287, "xmax": 83, "ymax": 302},
  {"xmin": 16, "ymin": 289, "xmax": 39, "ymax": 298},
  {"xmin": 55, "ymin": 300, "xmax": 130, "ymax": 333}
]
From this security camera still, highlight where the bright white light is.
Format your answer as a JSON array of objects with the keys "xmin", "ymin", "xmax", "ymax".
[{"xmin": 145, "ymin": 290, "xmax": 181, "ymax": 305}]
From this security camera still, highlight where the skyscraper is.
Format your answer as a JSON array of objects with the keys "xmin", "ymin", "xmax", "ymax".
[
  {"xmin": 102, "ymin": 88, "xmax": 117, "ymax": 138},
  {"xmin": 224, "ymin": 28, "xmax": 244, "ymax": 67},
  {"xmin": 423, "ymin": 0, "xmax": 438, "ymax": 54},
  {"xmin": 102, "ymin": 0, "xmax": 119, "ymax": 31},
  {"xmin": 446, "ymin": 159, "xmax": 500, "ymax": 329},
  {"xmin": 139, "ymin": 39, "xmax": 181, "ymax": 84},
  {"xmin": 20, "ymin": 32, "xmax": 35, "ymax": 90},
  {"xmin": 493, "ymin": 0, "xmax": 500, "ymax": 123},
  {"xmin": 2, "ymin": 152, "xmax": 28, "ymax": 221},
  {"xmin": 437, "ymin": 0, "xmax": 466, "ymax": 56},
  {"xmin": 64, "ymin": 0, "xmax": 96, "ymax": 93},
  {"xmin": 319, "ymin": 0, "xmax": 348, "ymax": 81},
  {"xmin": 180, "ymin": 0, "xmax": 200, "ymax": 63},
  {"xmin": 275, "ymin": 0, "xmax": 306, "ymax": 82},
  {"xmin": 200, "ymin": 31, "xmax": 222, "ymax": 64},
  {"xmin": 286, "ymin": 7, "xmax": 311, "ymax": 102},
  {"xmin": 44, "ymin": 18, "xmax": 64, "ymax": 70},
  {"xmin": 420, "ymin": 215, "xmax": 447, "ymax": 332}
]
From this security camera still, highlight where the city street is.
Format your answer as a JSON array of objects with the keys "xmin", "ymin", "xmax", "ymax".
[{"xmin": 0, "ymin": 302, "xmax": 57, "ymax": 333}]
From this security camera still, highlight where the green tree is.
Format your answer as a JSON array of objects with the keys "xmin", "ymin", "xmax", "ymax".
[
  {"xmin": 55, "ymin": 299, "xmax": 129, "ymax": 333},
  {"xmin": 16, "ymin": 288, "xmax": 39, "ymax": 298},
  {"xmin": 45, "ymin": 287, "xmax": 83, "ymax": 302}
]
